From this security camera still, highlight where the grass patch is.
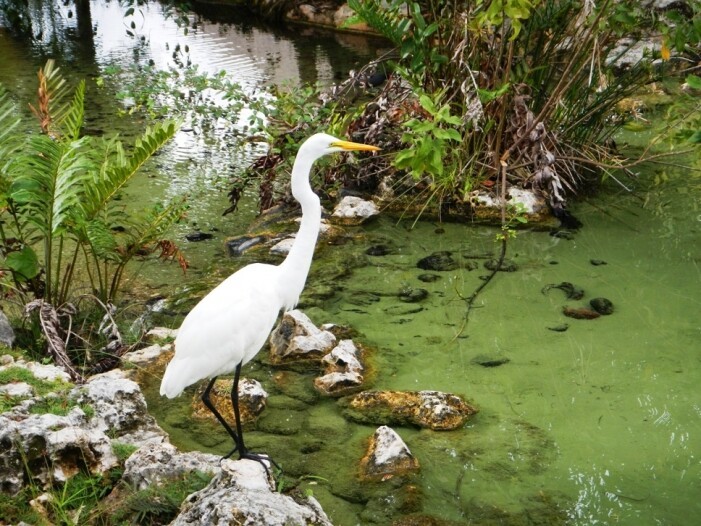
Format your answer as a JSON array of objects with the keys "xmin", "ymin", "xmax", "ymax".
[
  {"xmin": 112, "ymin": 442, "xmax": 139, "ymax": 464},
  {"xmin": 0, "ymin": 365, "xmax": 72, "ymax": 396},
  {"xmin": 111, "ymin": 471, "xmax": 213, "ymax": 525}
]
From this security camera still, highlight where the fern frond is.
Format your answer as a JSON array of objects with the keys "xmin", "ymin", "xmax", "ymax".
[
  {"xmin": 347, "ymin": 0, "xmax": 408, "ymax": 46},
  {"xmin": 0, "ymin": 86, "xmax": 21, "ymax": 159},
  {"xmin": 9, "ymin": 135, "xmax": 93, "ymax": 236},
  {"xmin": 83, "ymin": 120, "xmax": 179, "ymax": 218},
  {"xmin": 85, "ymin": 219, "xmax": 120, "ymax": 262},
  {"xmin": 118, "ymin": 198, "xmax": 188, "ymax": 259}
]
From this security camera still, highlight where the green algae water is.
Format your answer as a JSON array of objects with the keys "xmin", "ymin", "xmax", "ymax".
[{"xmin": 144, "ymin": 164, "xmax": 701, "ymax": 525}]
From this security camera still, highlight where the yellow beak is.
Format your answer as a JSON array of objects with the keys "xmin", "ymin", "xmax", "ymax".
[{"xmin": 332, "ymin": 140, "xmax": 381, "ymax": 152}]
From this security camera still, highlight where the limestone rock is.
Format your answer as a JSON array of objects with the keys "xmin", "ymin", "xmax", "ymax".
[
  {"xmin": 331, "ymin": 196, "xmax": 380, "ymax": 225},
  {"xmin": 145, "ymin": 326, "xmax": 178, "ymax": 341},
  {"xmin": 0, "ymin": 309, "xmax": 15, "ymax": 347},
  {"xmin": 72, "ymin": 369, "xmax": 166, "ymax": 446},
  {"xmin": 269, "ymin": 310, "xmax": 337, "ymax": 365},
  {"xmin": 314, "ymin": 339, "xmax": 365, "ymax": 397},
  {"xmin": 270, "ymin": 236, "xmax": 296, "ymax": 256},
  {"xmin": 0, "ymin": 408, "xmax": 117, "ymax": 493},
  {"xmin": 192, "ymin": 377, "xmax": 268, "ymax": 426},
  {"xmin": 172, "ymin": 458, "xmax": 333, "ymax": 526},
  {"xmin": 122, "ymin": 343, "xmax": 171, "ymax": 365},
  {"xmin": 122, "ymin": 441, "xmax": 220, "ymax": 491},
  {"xmin": 342, "ymin": 390, "xmax": 478, "ymax": 430},
  {"xmin": 0, "ymin": 381, "xmax": 34, "ymax": 397},
  {"xmin": 4, "ymin": 360, "xmax": 72, "ymax": 383},
  {"xmin": 359, "ymin": 426, "xmax": 419, "ymax": 481}
]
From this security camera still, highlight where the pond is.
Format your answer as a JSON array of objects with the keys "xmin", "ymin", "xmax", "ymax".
[{"xmin": 2, "ymin": 2, "xmax": 701, "ymax": 525}]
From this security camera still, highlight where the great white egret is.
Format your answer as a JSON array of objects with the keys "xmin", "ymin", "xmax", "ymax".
[{"xmin": 160, "ymin": 133, "xmax": 380, "ymax": 467}]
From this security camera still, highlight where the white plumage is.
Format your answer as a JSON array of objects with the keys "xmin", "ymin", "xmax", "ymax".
[{"xmin": 158, "ymin": 133, "xmax": 379, "ymax": 464}]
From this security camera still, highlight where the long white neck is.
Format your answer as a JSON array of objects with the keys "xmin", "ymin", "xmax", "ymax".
[{"xmin": 278, "ymin": 149, "xmax": 322, "ymax": 310}]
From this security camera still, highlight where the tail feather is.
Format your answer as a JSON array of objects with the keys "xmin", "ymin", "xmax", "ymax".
[{"xmin": 160, "ymin": 359, "xmax": 198, "ymax": 398}]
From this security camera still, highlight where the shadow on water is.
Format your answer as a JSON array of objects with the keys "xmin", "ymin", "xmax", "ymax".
[{"xmin": 3, "ymin": 2, "xmax": 701, "ymax": 524}]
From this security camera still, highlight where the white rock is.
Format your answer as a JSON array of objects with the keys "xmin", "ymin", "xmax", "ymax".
[
  {"xmin": 146, "ymin": 326, "xmax": 178, "ymax": 341},
  {"xmin": 314, "ymin": 371, "xmax": 364, "ymax": 396},
  {"xmin": 8, "ymin": 361, "xmax": 72, "ymax": 383},
  {"xmin": 122, "ymin": 343, "xmax": 171, "ymax": 365},
  {"xmin": 270, "ymin": 236, "xmax": 296, "ymax": 256},
  {"xmin": 0, "ymin": 411, "xmax": 118, "ymax": 493},
  {"xmin": 269, "ymin": 310, "xmax": 337, "ymax": 363},
  {"xmin": 72, "ymin": 369, "xmax": 166, "ymax": 447},
  {"xmin": 0, "ymin": 354, "xmax": 14, "ymax": 365},
  {"xmin": 122, "ymin": 442, "xmax": 220, "ymax": 491},
  {"xmin": 0, "ymin": 381, "xmax": 34, "ymax": 397},
  {"xmin": 474, "ymin": 187, "xmax": 547, "ymax": 215},
  {"xmin": 360, "ymin": 425, "xmax": 419, "ymax": 480},
  {"xmin": 172, "ymin": 459, "xmax": 333, "ymax": 526},
  {"xmin": 331, "ymin": 196, "xmax": 379, "ymax": 224},
  {"xmin": 321, "ymin": 340, "xmax": 363, "ymax": 373},
  {"xmin": 0, "ymin": 310, "xmax": 15, "ymax": 348}
]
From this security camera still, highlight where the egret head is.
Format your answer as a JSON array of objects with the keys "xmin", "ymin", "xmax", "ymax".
[{"xmin": 302, "ymin": 133, "xmax": 381, "ymax": 158}]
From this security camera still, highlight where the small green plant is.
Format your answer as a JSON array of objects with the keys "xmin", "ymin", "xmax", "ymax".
[
  {"xmin": 112, "ymin": 441, "xmax": 139, "ymax": 463},
  {"xmin": 394, "ymin": 91, "xmax": 462, "ymax": 187},
  {"xmin": 45, "ymin": 472, "xmax": 113, "ymax": 526},
  {"xmin": 0, "ymin": 365, "xmax": 71, "ymax": 396},
  {"xmin": 0, "ymin": 486, "xmax": 47, "ymax": 525},
  {"xmin": 112, "ymin": 471, "xmax": 213, "ymax": 525},
  {"xmin": 495, "ymin": 202, "xmax": 529, "ymax": 241}
]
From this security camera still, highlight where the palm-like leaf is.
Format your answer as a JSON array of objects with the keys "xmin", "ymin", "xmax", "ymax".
[
  {"xmin": 9, "ymin": 134, "xmax": 93, "ymax": 237},
  {"xmin": 83, "ymin": 121, "xmax": 179, "ymax": 219}
]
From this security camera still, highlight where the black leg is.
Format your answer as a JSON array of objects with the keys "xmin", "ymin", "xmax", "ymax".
[
  {"xmin": 201, "ymin": 376, "xmax": 239, "ymax": 457},
  {"xmin": 230, "ymin": 362, "xmax": 281, "ymax": 473}
]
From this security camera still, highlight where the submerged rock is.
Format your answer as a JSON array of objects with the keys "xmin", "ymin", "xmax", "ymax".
[
  {"xmin": 563, "ymin": 306, "xmax": 601, "ymax": 320},
  {"xmin": 192, "ymin": 377, "xmax": 268, "ymax": 426},
  {"xmin": 185, "ymin": 231, "xmax": 214, "ymax": 242},
  {"xmin": 398, "ymin": 287, "xmax": 429, "ymax": 303},
  {"xmin": 417, "ymin": 251, "xmax": 458, "ymax": 271},
  {"xmin": 366, "ymin": 244, "xmax": 392, "ymax": 256},
  {"xmin": 172, "ymin": 459, "xmax": 333, "ymax": 526},
  {"xmin": 269, "ymin": 310, "xmax": 337, "ymax": 365},
  {"xmin": 331, "ymin": 195, "xmax": 379, "ymax": 225},
  {"xmin": 359, "ymin": 426, "xmax": 419, "ymax": 481},
  {"xmin": 226, "ymin": 235, "xmax": 267, "ymax": 257},
  {"xmin": 471, "ymin": 354, "xmax": 510, "ymax": 368},
  {"xmin": 484, "ymin": 258, "xmax": 518, "ymax": 272},
  {"xmin": 341, "ymin": 390, "xmax": 478, "ymax": 430},
  {"xmin": 542, "ymin": 281, "xmax": 584, "ymax": 300},
  {"xmin": 590, "ymin": 297, "xmax": 614, "ymax": 315}
]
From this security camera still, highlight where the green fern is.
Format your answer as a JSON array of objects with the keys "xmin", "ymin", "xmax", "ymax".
[
  {"xmin": 347, "ymin": 0, "xmax": 409, "ymax": 46},
  {"xmin": 1, "ymin": 60, "xmax": 181, "ymax": 305}
]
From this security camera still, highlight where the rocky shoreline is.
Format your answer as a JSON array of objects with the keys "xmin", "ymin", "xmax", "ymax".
[{"xmin": 0, "ymin": 308, "xmax": 478, "ymax": 525}]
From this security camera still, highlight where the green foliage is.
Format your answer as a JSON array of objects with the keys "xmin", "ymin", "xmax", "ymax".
[
  {"xmin": 112, "ymin": 471, "xmax": 213, "ymax": 525},
  {"xmin": 348, "ymin": 0, "xmax": 698, "ymax": 212},
  {"xmin": 394, "ymin": 92, "xmax": 462, "ymax": 181},
  {"xmin": 0, "ymin": 61, "xmax": 183, "ymax": 306},
  {"xmin": 0, "ymin": 365, "xmax": 71, "ymax": 396},
  {"xmin": 46, "ymin": 472, "xmax": 113, "ymax": 526},
  {"xmin": 111, "ymin": 442, "xmax": 139, "ymax": 463},
  {"xmin": 0, "ymin": 486, "xmax": 47, "ymax": 526}
]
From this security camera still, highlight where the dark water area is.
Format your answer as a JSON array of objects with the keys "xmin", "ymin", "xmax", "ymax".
[{"xmin": 3, "ymin": 2, "xmax": 701, "ymax": 525}]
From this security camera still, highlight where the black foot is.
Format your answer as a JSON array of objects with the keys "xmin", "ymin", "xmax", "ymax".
[
  {"xmin": 240, "ymin": 449, "xmax": 282, "ymax": 475},
  {"xmin": 221, "ymin": 445, "xmax": 239, "ymax": 461}
]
